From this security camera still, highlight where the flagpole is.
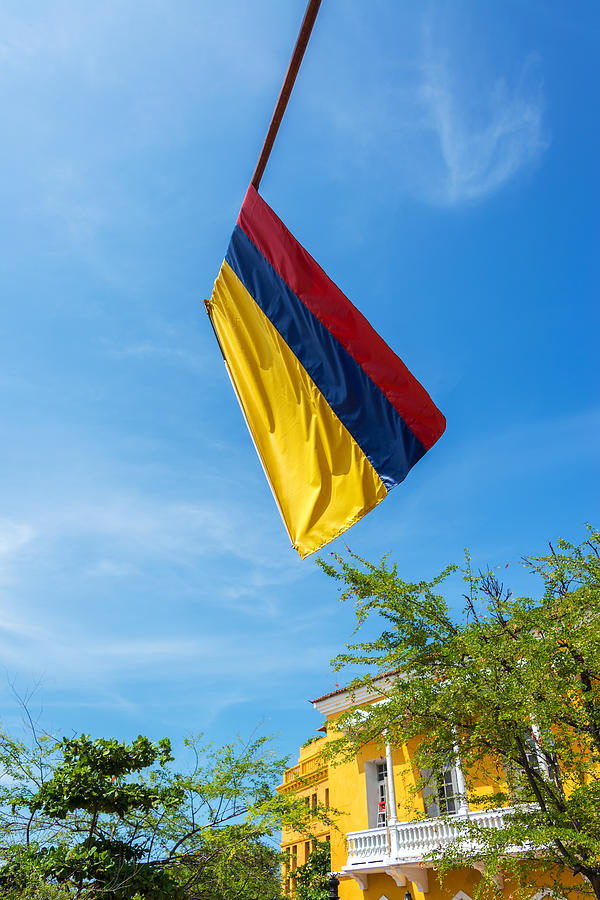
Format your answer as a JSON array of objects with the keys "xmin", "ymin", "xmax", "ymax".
[{"xmin": 250, "ymin": 0, "xmax": 323, "ymax": 191}]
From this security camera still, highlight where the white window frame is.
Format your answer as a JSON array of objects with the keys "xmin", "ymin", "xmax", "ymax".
[{"xmin": 422, "ymin": 763, "xmax": 462, "ymax": 817}]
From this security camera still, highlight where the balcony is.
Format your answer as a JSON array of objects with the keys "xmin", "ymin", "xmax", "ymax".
[
  {"xmin": 277, "ymin": 750, "xmax": 328, "ymax": 794},
  {"xmin": 344, "ymin": 807, "xmax": 516, "ymax": 892}
]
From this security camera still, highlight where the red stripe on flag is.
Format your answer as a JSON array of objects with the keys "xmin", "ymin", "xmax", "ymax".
[{"xmin": 237, "ymin": 185, "xmax": 445, "ymax": 451}]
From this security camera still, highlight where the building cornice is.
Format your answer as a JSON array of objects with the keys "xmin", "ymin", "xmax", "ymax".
[{"xmin": 312, "ymin": 674, "xmax": 398, "ymax": 716}]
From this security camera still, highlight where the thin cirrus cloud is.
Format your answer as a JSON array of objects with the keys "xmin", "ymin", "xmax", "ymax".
[
  {"xmin": 313, "ymin": 10, "xmax": 549, "ymax": 209},
  {"xmin": 110, "ymin": 343, "xmax": 207, "ymax": 374},
  {"xmin": 32, "ymin": 496, "xmax": 283, "ymax": 572},
  {"xmin": 419, "ymin": 54, "xmax": 548, "ymax": 205},
  {"xmin": 0, "ymin": 519, "xmax": 36, "ymax": 586},
  {"xmin": 0, "ymin": 610, "xmax": 336, "ymax": 694},
  {"xmin": 0, "ymin": 518, "xmax": 35, "ymax": 558}
]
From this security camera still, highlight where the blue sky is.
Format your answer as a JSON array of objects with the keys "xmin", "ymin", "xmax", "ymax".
[{"xmin": 0, "ymin": 0, "xmax": 598, "ymax": 762}]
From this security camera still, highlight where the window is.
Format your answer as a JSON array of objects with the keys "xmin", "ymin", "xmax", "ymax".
[
  {"xmin": 283, "ymin": 847, "xmax": 290, "ymax": 892},
  {"xmin": 422, "ymin": 764, "xmax": 460, "ymax": 817},
  {"xmin": 325, "ymin": 787, "xmax": 329, "ymax": 807},
  {"xmin": 365, "ymin": 758, "xmax": 389, "ymax": 827},
  {"xmin": 523, "ymin": 730, "xmax": 542, "ymax": 772},
  {"xmin": 376, "ymin": 761, "xmax": 388, "ymax": 824},
  {"xmin": 438, "ymin": 766, "xmax": 459, "ymax": 814},
  {"xmin": 304, "ymin": 841, "xmax": 310, "ymax": 863},
  {"xmin": 304, "ymin": 795, "xmax": 310, "ymax": 809},
  {"xmin": 311, "ymin": 792, "xmax": 317, "ymax": 809},
  {"xmin": 507, "ymin": 728, "xmax": 558, "ymax": 801}
]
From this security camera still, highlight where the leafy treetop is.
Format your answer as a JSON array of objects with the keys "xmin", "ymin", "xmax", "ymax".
[{"xmin": 318, "ymin": 526, "xmax": 600, "ymax": 900}]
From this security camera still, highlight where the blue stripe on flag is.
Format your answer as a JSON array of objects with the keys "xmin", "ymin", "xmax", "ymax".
[{"xmin": 226, "ymin": 225, "xmax": 425, "ymax": 489}]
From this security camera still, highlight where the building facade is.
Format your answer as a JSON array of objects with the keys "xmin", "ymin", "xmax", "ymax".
[{"xmin": 279, "ymin": 680, "xmax": 586, "ymax": 900}]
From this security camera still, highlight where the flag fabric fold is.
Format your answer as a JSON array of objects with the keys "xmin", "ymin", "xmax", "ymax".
[{"xmin": 206, "ymin": 185, "xmax": 445, "ymax": 559}]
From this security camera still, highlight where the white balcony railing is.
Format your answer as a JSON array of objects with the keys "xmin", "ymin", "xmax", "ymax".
[
  {"xmin": 347, "ymin": 807, "xmax": 515, "ymax": 868},
  {"xmin": 347, "ymin": 825, "xmax": 389, "ymax": 861}
]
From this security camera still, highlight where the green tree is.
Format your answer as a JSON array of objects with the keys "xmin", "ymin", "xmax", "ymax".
[
  {"xmin": 318, "ymin": 526, "xmax": 600, "ymax": 899},
  {"xmin": 295, "ymin": 841, "xmax": 331, "ymax": 900},
  {"xmin": 0, "ymin": 727, "xmax": 331, "ymax": 899}
]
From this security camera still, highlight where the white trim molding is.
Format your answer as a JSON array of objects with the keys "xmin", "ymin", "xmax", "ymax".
[
  {"xmin": 313, "ymin": 684, "xmax": 388, "ymax": 716},
  {"xmin": 450, "ymin": 892, "xmax": 474, "ymax": 900},
  {"xmin": 312, "ymin": 675, "xmax": 401, "ymax": 716}
]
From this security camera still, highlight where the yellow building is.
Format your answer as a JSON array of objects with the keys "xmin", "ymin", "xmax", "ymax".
[
  {"xmin": 279, "ymin": 678, "xmax": 586, "ymax": 900},
  {"xmin": 278, "ymin": 730, "xmax": 331, "ymax": 897}
]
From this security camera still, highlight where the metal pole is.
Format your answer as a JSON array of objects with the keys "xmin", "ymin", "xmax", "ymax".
[{"xmin": 250, "ymin": 0, "xmax": 323, "ymax": 190}]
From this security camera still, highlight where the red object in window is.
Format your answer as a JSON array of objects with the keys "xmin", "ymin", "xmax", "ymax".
[{"xmin": 378, "ymin": 800, "xmax": 386, "ymax": 811}]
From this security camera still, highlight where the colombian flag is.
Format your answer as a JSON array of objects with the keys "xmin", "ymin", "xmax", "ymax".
[{"xmin": 206, "ymin": 186, "xmax": 445, "ymax": 559}]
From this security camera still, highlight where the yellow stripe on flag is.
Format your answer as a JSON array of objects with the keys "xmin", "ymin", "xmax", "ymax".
[{"xmin": 209, "ymin": 261, "xmax": 387, "ymax": 558}]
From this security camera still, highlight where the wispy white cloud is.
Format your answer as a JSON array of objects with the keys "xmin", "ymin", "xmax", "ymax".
[
  {"xmin": 110, "ymin": 343, "xmax": 206, "ymax": 373},
  {"xmin": 0, "ymin": 482, "xmax": 337, "ymax": 704},
  {"xmin": 0, "ymin": 605, "xmax": 338, "ymax": 697},
  {"xmin": 419, "ymin": 52, "xmax": 547, "ymax": 205},
  {"xmin": 0, "ymin": 519, "xmax": 36, "ymax": 587},
  {"xmin": 311, "ymin": 7, "xmax": 548, "ymax": 208},
  {"xmin": 85, "ymin": 559, "xmax": 138, "ymax": 578},
  {"xmin": 45, "ymin": 495, "xmax": 283, "ymax": 568},
  {"xmin": 0, "ymin": 519, "xmax": 34, "ymax": 558}
]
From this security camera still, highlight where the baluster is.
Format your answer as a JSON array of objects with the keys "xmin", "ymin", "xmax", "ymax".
[
  {"xmin": 398, "ymin": 824, "xmax": 404, "ymax": 851},
  {"xmin": 427, "ymin": 821, "xmax": 435, "ymax": 852}
]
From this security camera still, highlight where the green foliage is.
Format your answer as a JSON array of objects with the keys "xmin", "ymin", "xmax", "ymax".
[
  {"xmin": 0, "ymin": 727, "xmax": 330, "ymax": 898},
  {"xmin": 29, "ymin": 734, "xmax": 176, "ymax": 818},
  {"xmin": 318, "ymin": 526, "xmax": 600, "ymax": 899},
  {"xmin": 295, "ymin": 841, "xmax": 331, "ymax": 900}
]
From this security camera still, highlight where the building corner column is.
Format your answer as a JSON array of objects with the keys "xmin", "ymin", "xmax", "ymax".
[
  {"xmin": 384, "ymin": 739, "xmax": 398, "ymax": 823},
  {"xmin": 453, "ymin": 740, "xmax": 469, "ymax": 814},
  {"xmin": 384, "ymin": 737, "xmax": 399, "ymax": 861}
]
